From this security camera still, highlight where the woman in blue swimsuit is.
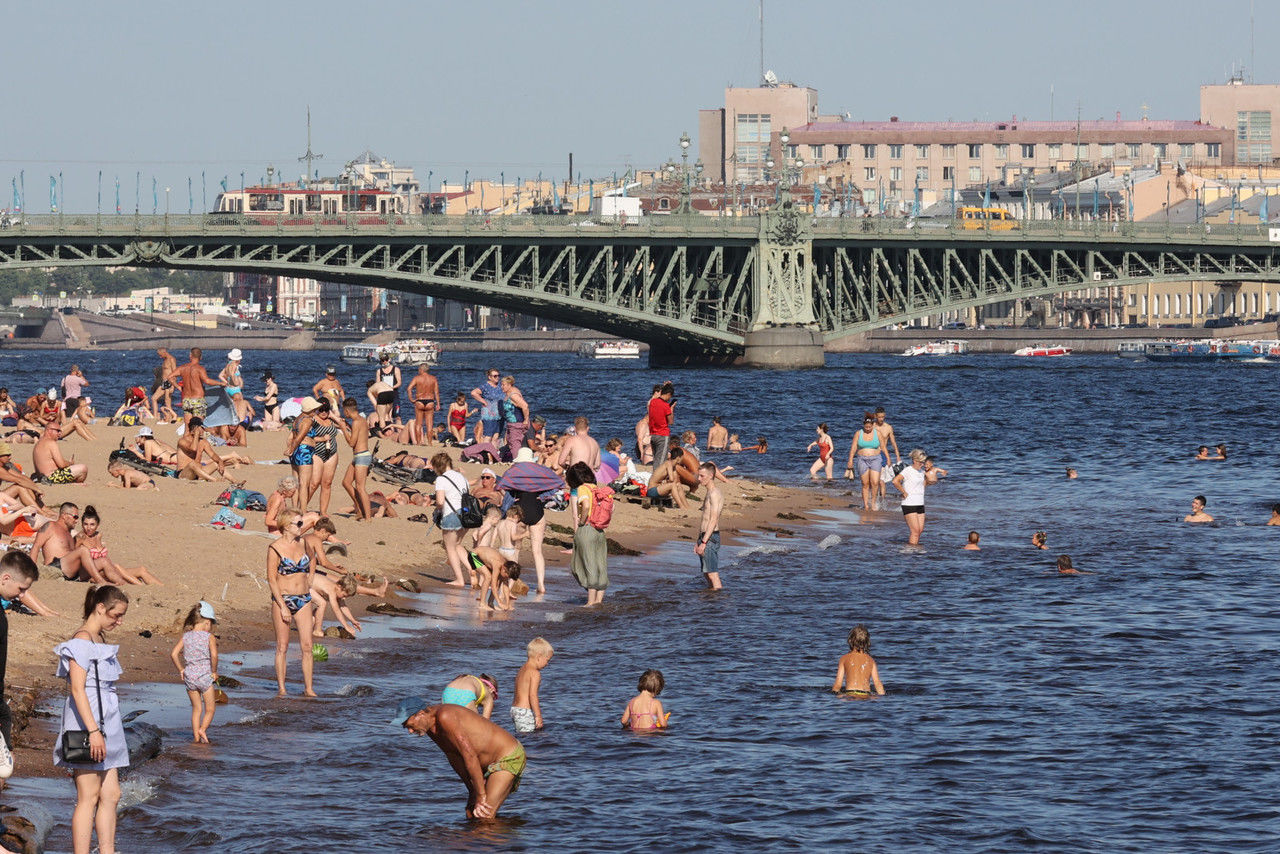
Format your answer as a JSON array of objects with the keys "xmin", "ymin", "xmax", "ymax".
[
  {"xmin": 220, "ymin": 349, "xmax": 248, "ymax": 424},
  {"xmin": 267, "ymin": 508, "xmax": 318, "ymax": 697},
  {"xmin": 847, "ymin": 413, "xmax": 883, "ymax": 510},
  {"xmin": 286, "ymin": 399, "xmax": 321, "ymax": 510}
]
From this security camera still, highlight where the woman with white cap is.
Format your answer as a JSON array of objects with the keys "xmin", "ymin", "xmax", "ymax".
[
  {"xmin": 219, "ymin": 349, "xmax": 249, "ymax": 425},
  {"xmin": 284, "ymin": 398, "xmax": 321, "ymax": 510}
]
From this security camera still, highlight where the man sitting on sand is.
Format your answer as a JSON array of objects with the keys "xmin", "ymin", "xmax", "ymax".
[
  {"xmin": 32, "ymin": 502, "xmax": 104, "ymax": 582},
  {"xmin": 0, "ymin": 442, "xmax": 46, "ymax": 508},
  {"xmin": 176, "ymin": 418, "xmax": 228, "ymax": 482},
  {"xmin": 393, "ymin": 700, "xmax": 526, "ymax": 820},
  {"xmin": 1184, "ymin": 495, "xmax": 1214, "ymax": 523},
  {"xmin": 33, "ymin": 424, "xmax": 88, "ymax": 484}
]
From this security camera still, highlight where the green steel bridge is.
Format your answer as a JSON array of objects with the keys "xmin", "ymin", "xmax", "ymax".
[{"xmin": 1, "ymin": 205, "xmax": 1278, "ymax": 365}]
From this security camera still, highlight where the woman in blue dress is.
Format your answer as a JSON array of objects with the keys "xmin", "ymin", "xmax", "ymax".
[{"xmin": 54, "ymin": 584, "xmax": 130, "ymax": 854}]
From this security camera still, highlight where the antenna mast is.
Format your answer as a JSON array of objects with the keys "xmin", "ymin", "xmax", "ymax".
[
  {"xmin": 297, "ymin": 107, "xmax": 324, "ymax": 181},
  {"xmin": 759, "ymin": 0, "xmax": 765, "ymax": 84},
  {"xmin": 1250, "ymin": 0, "xmax": 1255, "ymax": 83}
]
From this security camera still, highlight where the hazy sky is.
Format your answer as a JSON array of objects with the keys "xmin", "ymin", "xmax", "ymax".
[{"xmin": 4, "ymin": 0, "xmax": 1271, "ymax": 211}]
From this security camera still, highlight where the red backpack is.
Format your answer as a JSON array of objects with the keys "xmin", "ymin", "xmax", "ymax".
[{"xmin": 586, "ymin": 485, "xmax": 614, "ymax": 531}]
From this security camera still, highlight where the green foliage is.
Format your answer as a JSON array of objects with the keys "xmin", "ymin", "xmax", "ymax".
[{"xmin": 0, "ymin": 266, "xmax": 223, "ymax": 304}]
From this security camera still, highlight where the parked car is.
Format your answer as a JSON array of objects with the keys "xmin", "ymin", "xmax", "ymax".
[
  {"xmin": 940, "ymin": 321, "xmax": 967, "ymax": 330},
  {"xmin": 1204, "ymin": 316, "xmax": 1243, "ymax": 329}
]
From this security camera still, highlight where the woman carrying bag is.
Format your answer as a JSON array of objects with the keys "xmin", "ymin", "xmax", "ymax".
[{"xmin": 54, "ymin": 585, "xmax": 130, "ymax": 854}]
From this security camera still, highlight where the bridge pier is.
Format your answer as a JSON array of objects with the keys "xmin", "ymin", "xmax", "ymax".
[{"xmin": 741, "ymin": 326, "xmax": 825, "ymax": 368}]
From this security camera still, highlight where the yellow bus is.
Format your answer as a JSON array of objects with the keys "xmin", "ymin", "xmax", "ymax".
[{"xmin": 959, "ymin": 206, "xmax": 1019, "ymax": 230}]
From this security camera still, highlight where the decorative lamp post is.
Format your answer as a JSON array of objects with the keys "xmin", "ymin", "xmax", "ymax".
[
  {"xmin": 1026, "ymin": 174, "xmax": 1035, "ymax": 224},
  {"xmin": 676, "ymin": 132, "xmax": 694, "ymax": 215}
]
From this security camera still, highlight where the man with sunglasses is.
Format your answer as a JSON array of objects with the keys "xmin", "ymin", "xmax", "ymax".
[{"xmin": 32, "ymin": 502, "xmax": 105, "ymax": 582}]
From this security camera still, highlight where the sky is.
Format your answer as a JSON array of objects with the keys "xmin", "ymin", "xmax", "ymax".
[{"xmin": 3, "ymin": 0, "xmax": 1273, "ymax": 212}]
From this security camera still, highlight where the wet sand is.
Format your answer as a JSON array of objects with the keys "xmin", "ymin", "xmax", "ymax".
[{"xmin": 1, "ymin": 422, "xmax": 847, "ymax": 779}]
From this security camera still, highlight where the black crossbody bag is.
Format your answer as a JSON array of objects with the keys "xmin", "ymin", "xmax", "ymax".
[{"xmin": 61, "ymin": 660, "xmax": 103, "ymax": 764}]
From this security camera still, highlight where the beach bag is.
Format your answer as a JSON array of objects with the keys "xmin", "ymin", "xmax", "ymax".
[
  {"xmin": 442, "ymin": 475, "xmax": 485, "ymax": 529},
  {"xmin": 61, "ymin": 661, "xmax": 102, "ymax": 764},
  {"xmin": 587, "ymin": 486, "xmax": 614, "ymax": 531},
  {"xmin": 242, "ymin": 490, "xmax": 268, "ymax": 511},
  {"xmin": 210, "ymin": 507, "xmax": 246, "ymax": 529}
]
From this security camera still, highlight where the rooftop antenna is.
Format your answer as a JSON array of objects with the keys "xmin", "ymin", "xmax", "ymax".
[
  {"xmin": 759, "ymin": 0, "xmax": 765, "ymax": 85},
  {"xmin": 1250, "ymin": 0, "xmax": 1255, "ymax": 83},
  {"xmin": 297, "ymin": 106, "xmax": 324, "ymax": 181}
]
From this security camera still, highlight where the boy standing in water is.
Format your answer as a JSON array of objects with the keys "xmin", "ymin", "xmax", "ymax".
[
  {"xmin": 510, "ymin": 637, "xmax": 553, "ymax": 733},
  {"xmin": 832, "ymin": 624, "xmax": 885, "ymax": 696}
]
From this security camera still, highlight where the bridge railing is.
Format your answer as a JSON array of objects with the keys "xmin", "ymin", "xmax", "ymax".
[{"xmin": 810, "ymin": 217, "xmax": 1279, "ymax": 243}]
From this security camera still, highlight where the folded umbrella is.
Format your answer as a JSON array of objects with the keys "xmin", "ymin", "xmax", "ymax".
[{"xmin": 495, "ymin": 461, "xmax": 565, "ymax": 494}]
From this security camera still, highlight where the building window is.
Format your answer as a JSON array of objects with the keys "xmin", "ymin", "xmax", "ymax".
[
  {"xmin": 916, "ymin": 166, "xmax": 929, "ymax": 181},
  {"xmin": 1075, "ymin": 144, "xmax": 1088, "ymax": 159},
  {"xmin": 942, "ymin": 166, "xmax": 955, "ymax": 180},
  {"xmin": 785, "ymin": 144, "xmax": 798, "ymax": 159},
  {"xmin": 1180, "ymin": 143, "xmax": 1194, "ymax": 159},
  {"xmin": 890, "ymin": 167, "xmax": 902, "ymax": 181},
  {"xmin": 968, "ymin": 166, "xmax": 982, "ymax": 182},
  {"xmin": 1048, "ymin": 143, "xmax": 1062, "ymax": 159},
  {"xmin": 1128, "ymin": 143, "xmax": 1141, "ymax": 159},
  {"xmin": 942, "ymin": 144, "xmax": 955, "ymax": 158},
  {"xmin": 810, "ymin": 145, "xmax": 824, "ymax": 160},
  {"xmin": 861, "ymin": 144, "xmax": 876, "ymax": 158},
  {"xmin": 967, "ymin": 144, "xmax": 982, "ymax": 158},
  {"xmin": 994, "ymin": 144, "xmax": 1008, "ymax": 160},
  {"xmin": 735, "ymin": 144, "xmax": 760, "ymax": 164},
  {"xmin": 864, "ymin": 167, "xmax": 876, "ymax": 180},
  {"xmin": 1153, "ymin": 143, "xmax": 1167, "ymax": 159},
  {"xmin": 1207, "ymin": 143, "xmax": 1221, "ymax": 158},
  {"xmin": 915, "ymin": 144, "xmax": 929, "ymax": 158},
  {"xmin": 836, "ymin": 144, "xmax": 850, "ymax": 159},
  {"xmin": 889, "ymin": 144, "xmax": 903, "ymax": 159},
  {"xmin": 1100, "ymin": 143, "xmax": 1114, "ymax": 159},
  {"xmin": 1021, "ymin": 143, "xmax": 1035, "ymax": 158}
]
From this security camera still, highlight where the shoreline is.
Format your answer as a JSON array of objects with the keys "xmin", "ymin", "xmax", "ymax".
[{"xmin": 0, "ymin": 423, "xmax": 849, "ymax": 791}]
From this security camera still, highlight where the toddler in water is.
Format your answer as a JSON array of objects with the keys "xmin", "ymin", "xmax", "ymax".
[
  {"xmin": 621, "ymin": 669, "xmax": 669, "ymax": 732},
  {"xmin": 510, "ymin": 637, "xmax": 553, "ymax": 733},
  {"xmin": 832, "ymin": 624, "xmax": 885, "ymax": 696},
  {"xmin": 169, "ymin": 601, "xmax": 219, "ymax": 742}
]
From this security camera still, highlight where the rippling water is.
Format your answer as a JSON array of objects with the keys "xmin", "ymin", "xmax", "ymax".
[{"xmin": 11, "ymin": 349, "xmax": 1280, "ymax": 851}]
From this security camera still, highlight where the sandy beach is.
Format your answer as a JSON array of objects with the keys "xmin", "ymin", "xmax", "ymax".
[{"xmin": 1, "ymin": 419, "xmax": 845, "ymax": 782}]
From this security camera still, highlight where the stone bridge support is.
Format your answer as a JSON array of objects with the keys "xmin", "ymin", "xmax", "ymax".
[{"xmin": 742, "ymin": 196, "xmax": 825, "ymax": 368}]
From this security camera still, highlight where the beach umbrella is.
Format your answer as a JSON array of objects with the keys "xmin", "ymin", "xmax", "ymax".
[
  {"xmin": 279, "ymin": 397, "xmax": 306, "ymax": 420},
  {"xmin": 495, "ymin": 462, "xmax": 565, "ymax": 494},
  {"xmin": 595, "ymin": 462, "xmax": 619, "ymax": 485}
]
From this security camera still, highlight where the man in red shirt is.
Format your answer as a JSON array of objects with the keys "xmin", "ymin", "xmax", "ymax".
[{"xmin": 647, "ymin": 382, "xmax": 674, "ymax": 470}]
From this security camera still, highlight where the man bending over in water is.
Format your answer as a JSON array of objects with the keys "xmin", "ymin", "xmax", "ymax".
[{"xmin": 393, "ymin": 700, "xmax": 526, "ymax": 820}]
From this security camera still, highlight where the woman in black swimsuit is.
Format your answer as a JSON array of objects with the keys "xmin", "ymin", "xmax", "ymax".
[{"xmin": 307, "ymin": 402, "xmax": 342, "ymax": 515}]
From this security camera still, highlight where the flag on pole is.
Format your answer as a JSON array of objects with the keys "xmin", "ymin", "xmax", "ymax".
[
  {"xmin": 813, "ymin": 181, "xmax": 820, "ymax": 211},
  {"xmin": 983, "ymin": 180, "xmax": 991, "ymax": 209},
  {"xmin": 188, "ymin": 177, "xmax": 193, "ymax": 213},
  {"xmin": 1261, "ymin": 192, "xmax": 1270, "ymax": 223},
  {"xmin": 152, "ymin": 177, "xmax": 158, "ymax": 214},
  {"xmin": 1092, "ymin": 183, "xmax": 1099, "ymax": 219},
  {"xmin": 115, "ymin": 176, "xmax": 120, "ymax": 214},
  {"xmin": 97, "ymin": 170, "xmax": 102, "ymax": 213},
  {"xmin": 49, "ymin": 176, "xmax": 57, "ymax": 212},
  {"xmin": 11, "ymin": 178, "xmax": 17, "ymax": 211}
]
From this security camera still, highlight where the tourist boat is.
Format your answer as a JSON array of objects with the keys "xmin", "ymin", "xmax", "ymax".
[
  {"xmin": 340, "ymin": 338, "xmax": 440, "ymax": 365},
  {"xmin": 1013, "ymin": 345, "xmax": 1072, "ymax": 357},
  {"xmin": 902, "ymin": 340, "xmax": 968, "ymax": 356},
  {"xmin": 1142, "ymin": 339, "xmax": 1266, "ymax": 362},
  {"xmin": 1116, "ymin": 341, "xmax": 1147, "ymax": 358},
  {"xmin": 577, "ymin": 339, "xmax": 642, "ymax": 359}
]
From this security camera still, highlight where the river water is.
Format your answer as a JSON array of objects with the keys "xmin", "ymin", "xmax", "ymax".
[{"xmin": 7, "ymin": 348, "xmax": 1280, "ymax": 852}]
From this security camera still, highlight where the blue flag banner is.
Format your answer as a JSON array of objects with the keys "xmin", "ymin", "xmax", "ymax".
[
  {"xmin": 115, "ymin": 176, "xmax": 120, "ymax": 214},
  {"xmin": 220, "ymin": 177, "xmax": 228, "ymax": 194},
  {"xmin": 152, "ymin": 177, "xmax": 158, "ymax": 214},
  {"xmin": 49, "ymin": 176, "xmax": 57, "ymax": 212},
  {"xmin": 1261, "ymin": 193, "xmax": 1270, "ymax": 223},
  {"xmin": 1092, "ymin": 184, "xmax": 1099, "ymax": 218},
  {"xmin": 188, "ymin": 177, "xmax": 193, "ymax": 214},
  {"xmin": 11, "ymin": 178, "xmax": 17, "ymax": 211},
  {"xmin": 813, "ymin": 181, "xmax": 820, "ymax": 210},
  {"xmin": 983, "ymin": 181, "xmax": 991, "ymax": 209},
  {"xmin": 97, "ymin": 170, "xmax": 102, "ymax": 213}
]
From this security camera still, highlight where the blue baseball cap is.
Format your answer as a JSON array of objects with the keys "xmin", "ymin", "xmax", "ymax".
[
  {"xmin": 198, "ymin": 601, "xmax": 217, "ymax": 621},
  {"xmin": 390, "ymin": 695, "xmax": 429, "ymax": 727}
]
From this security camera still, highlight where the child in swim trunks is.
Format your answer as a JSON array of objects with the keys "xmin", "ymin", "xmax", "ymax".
[
  {"xmin": 832, "ymin": 624, "xmax": 885, "ymax": 696},
  {"xmin": 510, "ymin": 637, "xmax": 553, "ymax": 733},
  {"xmin": 621, "ymin": 669, "xmax": 668, "ymax": 732},
  {"xmin": 169, "ymin": 601, "xmax": 219, "ymax": 743}
]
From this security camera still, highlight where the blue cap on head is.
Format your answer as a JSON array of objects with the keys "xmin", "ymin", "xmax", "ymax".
[
  {"xmin": 198, "ymin": 601, "xmax": 216, "ymax": 621},
  {"xmin": 390, "ymin": 695, "xmax": 430, "ymax": 727}
]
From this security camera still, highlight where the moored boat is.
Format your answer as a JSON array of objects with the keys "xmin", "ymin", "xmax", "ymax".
[
  {"xmin": 1013, "ymin": 344, "xmax": 1072, "ymax": 357},
  {"xmin": 902, "ymin": 340, "xmax": 968, "ymax": 356},
  {"xmin": 1143, "ymin": 339, "xmax": 1270, "ymax": 362},
  {"xmin": 1116, "ymin": 341, "xmax": 1147, "ymax": 358},
  {"xmin": 577, "ymin": 340, "xmax": 642, "ymax": 359}
]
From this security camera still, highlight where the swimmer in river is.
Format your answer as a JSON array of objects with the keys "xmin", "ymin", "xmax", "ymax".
[
  {"xmin": 831, "ymin": 624, "xmax": 884, "ymax": 696},
  {"xmin": 1031, "ymin": 531, "xmax": 1048, "ymax": 550},
  {"xmin": 1213, "ymin": 444, "xmax": 1228, "ymax": 460},
  {"xmin": 1184, "ymin": 495, "xmax": 1214, "ymax": 523},
  {"xmin": 1056, "ymin": 554, "xmax": 1083, "ymax": 575},
  {"xmin": 1268, "ymin": 504, "xmax": 1280, "ymax": 526},
  {"xmin": 1194, "ymin": 446, "xmax": 1210, "ymax": 461},
  {"xmin": 963, "ymin": 531, "xmax": 980, "ymax": 550},
  {"xmin": 1065, "ymin": 467, "xmax": 1078, "ymax": 479}
]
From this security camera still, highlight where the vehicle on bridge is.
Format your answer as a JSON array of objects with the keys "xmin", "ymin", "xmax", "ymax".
[
  {"xmin": 214, "ymin": 183, "xmax": 405, "ymax": 224},
  {"xmin": 958, "ymin": 207, "xmax": 1019, "ymax": 231}
]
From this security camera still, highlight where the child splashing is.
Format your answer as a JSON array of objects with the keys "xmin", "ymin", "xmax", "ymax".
[
  {"xmin": 170, "ymin": 601, "xmax": 219, "ymax": 742},
  {"xmin": 832, "ymin": 624, "xmax": 885, "ymax": 697}
]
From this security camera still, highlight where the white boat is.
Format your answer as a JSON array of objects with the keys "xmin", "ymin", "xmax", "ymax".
[
  {"xmin": 1013, "ymin": 344, "xmax": 1072, "ymax": 357},
  {"xmin": 1116, "ymin": 341, "xmax": 1147, "ymax": 358},
  {"xmin": 902, "ymin": 340, "xmax": 968, "ymax": 356},
  {"xmin": 578, "ymin": 339, "xmax": 642, "ymax": 359},
  {"xmin": 340, "ymin": 338, "xmax": 440, "ymax": 365}
]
